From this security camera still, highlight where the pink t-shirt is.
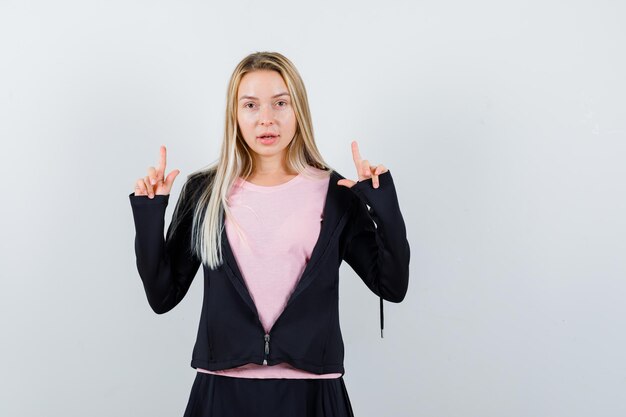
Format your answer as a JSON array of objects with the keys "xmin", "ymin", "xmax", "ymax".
[{"xmin": 197, "ymin": 165, "xmax": 342, "ymax": 379}]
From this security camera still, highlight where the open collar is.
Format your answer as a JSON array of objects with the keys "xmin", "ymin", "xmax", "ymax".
[{"xmin": 219, "ymin": 169, "xmax": 354, "ymax": 329}]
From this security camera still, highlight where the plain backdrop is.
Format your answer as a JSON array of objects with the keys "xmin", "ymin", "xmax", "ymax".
[{"xmin": 1, "ymin": 1, "xmax": 625, "ymax": 416}]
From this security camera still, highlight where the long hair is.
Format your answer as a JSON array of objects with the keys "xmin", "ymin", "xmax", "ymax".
[{"xmin": 170, "ymin": 51, "xmax": 335, "ymax": 270}]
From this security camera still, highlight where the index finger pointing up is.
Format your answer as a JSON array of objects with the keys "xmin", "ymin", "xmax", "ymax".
[
  {"xmin": 157, "ymin": 145, "xmax": 167, "ymax": 181},
  {"xmin": 351, "ymin": 140, "xmax": 362, "ymax": 167}
]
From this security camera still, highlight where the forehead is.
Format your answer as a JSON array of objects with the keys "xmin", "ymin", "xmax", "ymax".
[{"xmin": 237, "ymin": 70, "xmax": 288, "ymax": 97}]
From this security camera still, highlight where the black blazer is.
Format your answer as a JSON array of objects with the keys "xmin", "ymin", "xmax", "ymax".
[{"xmin": 128, "ymin": 168, "xmax": 410, "ymax": 376}]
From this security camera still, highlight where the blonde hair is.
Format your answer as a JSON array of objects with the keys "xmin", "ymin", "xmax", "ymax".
[{"xmin": 170, "ymin": 51, "xmax": 336, "ymax": 270}]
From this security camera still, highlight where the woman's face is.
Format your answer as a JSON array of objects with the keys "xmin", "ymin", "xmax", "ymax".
[{"xmin": 236, "ymin": 70, "xmax": 297, "ymax": 164}]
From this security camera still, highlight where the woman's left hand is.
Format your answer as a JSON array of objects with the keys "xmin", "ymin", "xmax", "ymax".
[{"xmin": 337, "ymin": 140, "xmax": 388, "ymax": 189}]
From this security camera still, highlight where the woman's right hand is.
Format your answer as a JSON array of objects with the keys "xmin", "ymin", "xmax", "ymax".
[{"xmin": 133, "ymin": 145, "xmax": 180, "ymax": 198}]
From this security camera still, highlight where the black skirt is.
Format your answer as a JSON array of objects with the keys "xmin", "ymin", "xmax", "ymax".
[{"xmin": 183, "ymin": 371, "xmax": 355, "ymax": 417}]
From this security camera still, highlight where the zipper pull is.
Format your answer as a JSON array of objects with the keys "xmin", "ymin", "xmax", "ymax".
[{"xmin": 263, "ymin": 333, "xmax": 270, "ymax": 365}]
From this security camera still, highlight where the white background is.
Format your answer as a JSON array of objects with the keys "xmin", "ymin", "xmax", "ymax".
[{"xmin": 1, "ymin": 1, "xmax": 625, "ymax": 416}]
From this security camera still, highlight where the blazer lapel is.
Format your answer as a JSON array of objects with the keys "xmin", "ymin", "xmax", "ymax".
[
  {"xmin": 220, "ymin": 227, "xmax": 260, "ymax": 317},
  {"xmin": 283, "ymin": 170, "xmax": 353, "ymax": 308}
]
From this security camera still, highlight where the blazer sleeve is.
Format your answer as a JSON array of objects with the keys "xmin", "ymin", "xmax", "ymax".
[
  {"xmin": 128, "ymin": 177, "xmax": 202, "ymax": 314},
  {"xmin": 342, "ymin": 170, "xmax": 411, "ymax": 303}
]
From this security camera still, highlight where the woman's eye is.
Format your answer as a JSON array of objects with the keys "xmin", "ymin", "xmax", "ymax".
[
  {"xmin": 244, "ymin": 102, "xmax": 255, "ymax": 109},
  {"xmin": 276, "ymin": 101, "xmax": 287, "ymax": 107}
]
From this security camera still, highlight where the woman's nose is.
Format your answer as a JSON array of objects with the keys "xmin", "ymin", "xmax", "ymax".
[{"xmin": 259, "ymin": 104, "xmax": 274, "ymax": 125}]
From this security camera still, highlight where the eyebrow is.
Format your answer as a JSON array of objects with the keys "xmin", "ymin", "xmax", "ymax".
[{"xmin": 238, "ymin": 92, "xmax": 290, "ymax": 101}]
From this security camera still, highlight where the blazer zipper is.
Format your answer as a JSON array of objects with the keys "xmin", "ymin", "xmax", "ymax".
[
  {"xmin": 263, "ymin": 333, "xmax": 270, "ymax": 365},
  {"xmin": 223, "ymin": 261, "xmax": 273, "ymax": 366}
]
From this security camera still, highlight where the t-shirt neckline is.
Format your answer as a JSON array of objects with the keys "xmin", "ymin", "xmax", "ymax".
[{"xmin": 236, "ymin": 166, "xmax": 311, "ymax": 193}]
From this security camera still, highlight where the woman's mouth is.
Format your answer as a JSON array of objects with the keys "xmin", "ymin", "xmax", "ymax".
[{"xmin": 257, "ymin": 134, "xmax": 279, "ymax": 145}]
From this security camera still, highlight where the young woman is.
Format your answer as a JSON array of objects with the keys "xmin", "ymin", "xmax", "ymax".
[{"xmin": 129, "ymin": 51, "xmax": 410, "ymax": 416}]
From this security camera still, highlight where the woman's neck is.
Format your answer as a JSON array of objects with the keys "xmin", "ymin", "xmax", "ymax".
[{"xmin": 247, "ymin": 155, "xmax": 300, "ymax": 186}]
